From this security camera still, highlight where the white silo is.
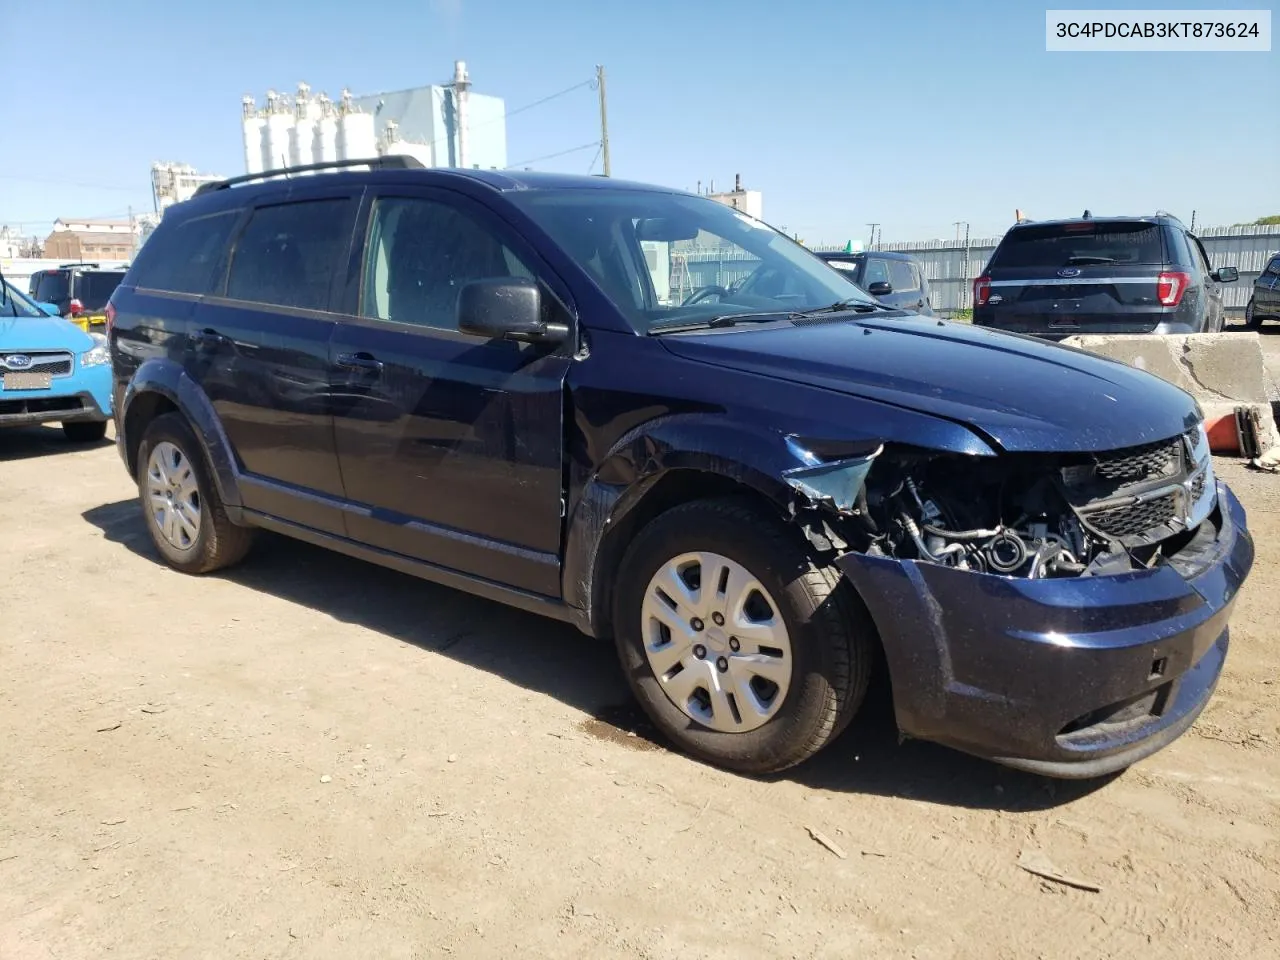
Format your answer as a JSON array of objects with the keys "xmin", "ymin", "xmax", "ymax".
[
  {"xmin": 262, "ymin": 90, "xmax": 294, "ymax": 171},
  {"xmin": 313, "ymin": 94, "xmax": 338, "ymax": 164},
  {"xmin": 242, "ymin": 96, "xmax": 265, "ymax": 174},
  {"xmin": 337, "ymin": 89, "xmax": 376, "ymax": 160},
  {"xmin": 289, "ymin": 82, "xmax": 312, "ymax": 167}
]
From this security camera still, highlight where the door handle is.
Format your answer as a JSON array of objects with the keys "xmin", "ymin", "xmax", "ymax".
[
  {"xmin": 336, "ymin": 352, "xmax": 384, "ymax": 372},
  {"xmin": 191, "ymin": 327, "xmax": 228, "ymax": 345}
]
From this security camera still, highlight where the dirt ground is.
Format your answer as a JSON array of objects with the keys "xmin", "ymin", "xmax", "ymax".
[{"xmin": 1, "ymin": 426, "xmax": 1277, "ymax": 960}]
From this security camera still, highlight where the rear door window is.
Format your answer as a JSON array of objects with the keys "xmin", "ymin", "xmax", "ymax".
[
  {"xmin": 78, "ymin": 272, "xmax": 126, "ymax": 310},
  {"xmin": 888, "ymin": 259, "xmax": 920, "ymax": 293},
  {"xmin": 132, "ymin": 211, "xmax": 239, "ymax": 295},
  {"xmin": 1189, "ymin": 236, "xmax": 1213, "ymax": 277},
  {"xmin": 226, "ymin": 199, "xmax": 353, "ymax": 311},
  {"xmin": 990, "ymin": 222, "xmax": 1166, "ymax": 269}
]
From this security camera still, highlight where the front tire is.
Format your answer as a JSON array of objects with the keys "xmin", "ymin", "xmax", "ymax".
[
  {"xmin": 62, "ymin": 420, "xmax": 107, "ymax": 443},
  {"xmin": 613, "ymin": 497, "xmax": 874, "ymax": 774},
  {"xmin": 136, "ymin": 413, "xmax": 254, "ymax": 574}
]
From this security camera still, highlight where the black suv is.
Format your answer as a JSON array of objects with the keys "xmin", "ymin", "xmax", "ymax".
[
  {"xmin": 815, "ymin": 250, "xmax": 933, "ymax": 315},
  {"xmin": 972, "ymin": 214, "xmax": 1238, "ymax": 338},
  {"xmin": 108, "ymin": 160, "xmax": 1251, "ymax": 778},
  {"xmin": 29, "ymin": 264, "xmax": 127, "ymax": 330},
  {"xmin": 1244, "ymin": 251, "xmax": 1280, "ymax": 328}
]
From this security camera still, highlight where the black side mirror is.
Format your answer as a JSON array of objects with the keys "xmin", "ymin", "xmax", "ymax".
[
  {"xmin": 1212, "ymin": 266, "xmax": 1239, "ymax": 283},
  {"xmin": 866, "ymin": 281, "xmax": 893, "ymax": 297},
  {"xmin": 456, "ymin": 278, "xmax": 568, "ymax": 343}
]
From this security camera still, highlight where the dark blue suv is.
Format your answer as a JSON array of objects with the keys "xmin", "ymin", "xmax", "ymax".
[
  {"xmin": 973, "ymin": 214, "xmax": 1239, "ymax": 338},
  {"xmin": 108, "ymin": 160, "xmax": 1252, "ymax": 778}
]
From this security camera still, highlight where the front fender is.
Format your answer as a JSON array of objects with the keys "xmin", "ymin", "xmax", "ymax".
[
  {"xmin": 121, "ymin": 358, "xmax": 242, "ymax": 512},
  {"xmin": 562, "ymin": 414, "xmax": 800, "ymax": 635}
]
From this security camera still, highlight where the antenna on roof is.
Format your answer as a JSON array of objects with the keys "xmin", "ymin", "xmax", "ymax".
[{"xmin": 1082, "ymin": 209, "xmax": 1092, "ymax": 219}]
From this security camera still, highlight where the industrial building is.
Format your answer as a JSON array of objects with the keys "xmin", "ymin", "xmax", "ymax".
[
  {"xmin": 42, "ymin": 217, "xmax": 137, "ymax": 261},
  {"xmin": 706, "ymin": 175, "xmax": 764, "ymax": 221},
  {"xmin": 151, "ymin": 162, "xmax": 224, "ymax": 212},
  {"xmin": 240, "ymin": 62, "xmax": 506, "ymax": 174}
]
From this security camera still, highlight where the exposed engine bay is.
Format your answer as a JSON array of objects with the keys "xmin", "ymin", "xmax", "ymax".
[{"xmin": 785, "ymin": 426, "xmax": 1217, "ymax": 580}]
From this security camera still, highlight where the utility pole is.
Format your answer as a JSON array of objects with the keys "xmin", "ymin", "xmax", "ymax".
[
  {"xmin": 866, "ymin": 223, "xmax": 879, "ymax": 251},
  {"xmin": 596, "ymin": 65, "xmax": 611, "ymax": 176}
]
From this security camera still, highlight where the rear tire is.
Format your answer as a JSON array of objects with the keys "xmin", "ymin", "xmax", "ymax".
[
  {"xmin": 1245, "ymin": 298, "xmax": 1262, "ymax": 330},
  {"xmin": 62, "ymin": 420, "xmax": 107, "ymax": 443},
  {"xmin": 613, "ymin": 496, "xmax": 875, "ymax": 775},
  {"xmin": 136, "ymin": 412, "xmax": 254, "ymax": 574}
]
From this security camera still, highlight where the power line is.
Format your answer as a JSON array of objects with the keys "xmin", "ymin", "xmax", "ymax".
[
  {"xmin": 507, "ymin": 141, "xmax": 601, "ymax": 169},
  {"xmin": 0, "ymin": 174, "xmax": 140, "ymax": 193},
  {"xmin": 585, "ymin": 142, "xmax": 604, "ymax": 174},
  {"xmin": 403, "ymin": 77, "xmax": 596, "ymax": 153}
]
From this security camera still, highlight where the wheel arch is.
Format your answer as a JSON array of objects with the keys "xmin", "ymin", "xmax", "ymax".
[
  {"xmin": 120, "ymin": 359, "xmax": 243, "ymax": 514},
  {"xmin": 563, "ymin": 415, "xmax": 799, "ymax": 639}
]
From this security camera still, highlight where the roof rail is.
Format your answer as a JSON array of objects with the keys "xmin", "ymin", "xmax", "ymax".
[{"xmin": 194, "ymin": 155, "xmax": 425, "ymax": 197}]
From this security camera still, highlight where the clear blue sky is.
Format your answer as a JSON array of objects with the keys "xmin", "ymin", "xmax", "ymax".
[{"xmin": 1, "ymin": 0, "xmax": 1276, "ymax": 243}]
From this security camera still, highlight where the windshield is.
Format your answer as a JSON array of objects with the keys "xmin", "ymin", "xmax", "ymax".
[
  {"xmin": 510, "ymin": 189, "xmax": 874, "ymax": 333},
  {"xmin": 1, "ymin": 281, "xmax": 47, "ymax": 318}
]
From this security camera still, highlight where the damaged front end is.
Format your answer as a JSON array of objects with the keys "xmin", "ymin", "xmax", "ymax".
[
  {"xmin": 785, "ymin": 425, "xmax": 1217, "ymax": 580},
  {"xmin": 781, "ymin": 424, "xmax": 1252, "ymax": 778}
]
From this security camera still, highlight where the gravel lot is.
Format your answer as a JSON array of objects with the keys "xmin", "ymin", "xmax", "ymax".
[{"xmin": 1, "ymin": 426, "xmax": 1277, "ymax": 960}]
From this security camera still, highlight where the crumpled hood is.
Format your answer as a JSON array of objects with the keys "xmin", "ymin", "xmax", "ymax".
[
  {"xmin": 0, "ymin": 315, "xmax": 94, "ymax": 352},
  {"xmin": 659, "ymin": 314, "xmax": 1201, "ymax": 453}
]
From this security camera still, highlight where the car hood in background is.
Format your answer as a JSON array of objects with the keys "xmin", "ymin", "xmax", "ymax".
[
  {"xmin": 658, "ymin": 314, "xmax": 1200, "ymax": 453},
  {"xmin": 0, "ymin": 315, "xmax": 95, "ymax": 352}
]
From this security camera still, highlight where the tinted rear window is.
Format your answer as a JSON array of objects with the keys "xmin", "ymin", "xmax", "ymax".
[
  {"xmin": 990, "ymin": 222, "xmax": 1166, "ymax": 269},
  {"xmin": 131, "ymin": 211, "xmax": 239, "ymax": 294},
  {"xmin": 225, "ymin": 199, "xmax": 352, "ymax": 311},
  {"xmin": 32, "ymin": 272, "xmax": 70, "ymax": 303},
  {"xmin": 78, "ymin": 272, "xmax": 125, "ymax": 310}
]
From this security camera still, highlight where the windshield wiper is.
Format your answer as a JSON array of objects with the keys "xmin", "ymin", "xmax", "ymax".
[
  {"xmin": 1065, "ymin": 255, "xmax": 1117, "ymax": 265},
  {"xmin": 789, "ymin": 299, "xmax": 888, "ymax": 317},
  {"xmin": 647, "ymin": 312, "xmax": 788, "ymax": 335}
]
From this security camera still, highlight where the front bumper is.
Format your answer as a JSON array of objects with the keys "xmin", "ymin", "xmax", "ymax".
[
  {"xmin": 0, "ymin": 365, "xmax": 113, "ymax": 428},
  {"xmin": 837, "ymin": 481, "xmax": 1253, "ymax": 779}
]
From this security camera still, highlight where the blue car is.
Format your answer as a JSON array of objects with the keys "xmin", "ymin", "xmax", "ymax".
[{"xmin": 1, "ymin": 277, "xmax": 113, "ymax": 441}]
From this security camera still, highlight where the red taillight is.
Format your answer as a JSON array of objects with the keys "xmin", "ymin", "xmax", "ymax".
[
  {"xmin": 1157, "ymin": 270, "xmax": 1191, "ymax": 307},
  {"xmin": 69, "ymin": 298, "xmax": 83, "ymax": 317},
  {"xmin": 105, "ymin": 302, "xmax": 116, "ymax": 335},
  {"xmin": 973, "ymin": 275, "xmax": 992, "ymax": 306}
]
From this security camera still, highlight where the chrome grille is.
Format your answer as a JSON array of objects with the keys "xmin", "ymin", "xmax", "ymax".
[{"xmin": 0, "ymin": 352, "xmax": 73, "ymax": 377}]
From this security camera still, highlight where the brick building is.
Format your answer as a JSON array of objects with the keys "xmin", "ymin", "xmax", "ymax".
[{"xmin": 43, "ymin": 218, "xmax": 137, "ymax": 261}]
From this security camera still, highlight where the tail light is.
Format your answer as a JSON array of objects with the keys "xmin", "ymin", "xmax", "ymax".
[
  {"xmin": 69, "ymin": 298, "xmax": 83, "ymax": 317},
  {"xmin": 105, "ymin": 302, "xmax": 116, "ymax": 335},
  {"xmin": 973, "ymin": 275, "xmax": 992, "ymax": 306},
  {"xmin": 1157, "ymin": 271, "xmax": 1191, "ymax": 307}
]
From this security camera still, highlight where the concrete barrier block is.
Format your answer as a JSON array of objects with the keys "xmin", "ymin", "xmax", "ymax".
[
  {"xmin": 1060, "ymin": 333, "xmax": 1275, "ymax": 454},
  {"xmin": 1060, "ymin": 333, "xmax": 1269, "ymax": 404}
]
